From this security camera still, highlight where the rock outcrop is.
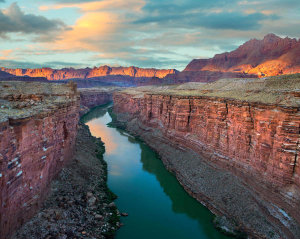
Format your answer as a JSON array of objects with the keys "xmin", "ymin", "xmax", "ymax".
[
  {"xmin": 166, "ymin": 34, "xmax": 300, "ymax": 83},
  {"xmin": 0, "ymin": 81, "xmax": 80, "ymax": 239},
  {"xmin": 112, "ymin": 75, "xmax": 300, "ymax": 238},
  {"xmin": 1, "ymin": 66, "xmax": 177, "ymax": 81}
]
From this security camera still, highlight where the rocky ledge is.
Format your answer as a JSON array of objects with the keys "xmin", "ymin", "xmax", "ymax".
[{"xmin": 112, "ymin": 74, "xmax": 300, "ymax": 239}]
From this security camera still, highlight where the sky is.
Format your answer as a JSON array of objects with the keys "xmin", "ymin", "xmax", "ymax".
[{"xmin": 0, "ymin": 0, "xmax": 299, "ymax": 71}]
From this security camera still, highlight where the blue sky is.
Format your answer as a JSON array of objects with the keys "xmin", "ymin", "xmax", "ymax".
[{"xmin": 0, "ymin": 0, "xmax": 299, "ymax": 70}]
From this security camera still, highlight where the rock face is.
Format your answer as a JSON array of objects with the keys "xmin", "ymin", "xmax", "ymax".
[
  {"xmin": 166, "ymin": 34, "xmax": 300, "ymax": 83},
  {"xmin": 0, "ymin": 81, "xmax": 80, "ymax": 239},
  {"xmin": 112, "ymin": 76, "xmax": 300, "ymax": 238},
  {"xmin": 1, "ymin": 66, "xmax": 177, "ymax": 81}
]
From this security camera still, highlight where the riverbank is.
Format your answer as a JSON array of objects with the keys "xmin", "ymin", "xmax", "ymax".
[{"xmin": 13, "ymin": 122, "xmax": 120, "ymax": 239}]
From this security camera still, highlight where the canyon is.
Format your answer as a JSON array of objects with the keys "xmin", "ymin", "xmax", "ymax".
[
  {"xmin": 1, "ymin": 34, "xmax": 300, "ymax": 239},
  {"xmin": 0, "ymin": 73, "xmax": 299, "ymax": 238},
  {"xmin": 112, "ymin": 74, "xmax": 300, "ymax": 238}
]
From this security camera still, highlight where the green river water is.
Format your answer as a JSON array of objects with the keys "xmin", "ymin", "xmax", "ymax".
[{"xmin": 82, "ymin": 105, "xmax": 230, "ymax": 239}]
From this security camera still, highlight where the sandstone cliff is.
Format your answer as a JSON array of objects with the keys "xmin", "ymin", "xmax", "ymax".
[
  {"xmin": 166, "ymin": 34, "xmax": 300, "ymax": 83},
  {"xmin": 0, "ymin": 81, "xmax": 80, "ymax": 239},
  {"xmin": 112, "ymin": 74, "xmax": 300, "ymax": 238},
  {"xmin": 1, "ymin": 66, "xmax": 177, "ymax": 81}
]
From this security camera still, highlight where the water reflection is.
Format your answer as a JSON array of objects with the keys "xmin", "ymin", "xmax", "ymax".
[
  {"xmin": 87, "ymin": 120, "xmax": 118, "ymax": 154},
  {"xmin": 81, "ymin": 103, "xmax": 112, "ymax": 123},
  {"xmin": 139, "ymin": 143, "xmax": 225, "ymax": 238}
]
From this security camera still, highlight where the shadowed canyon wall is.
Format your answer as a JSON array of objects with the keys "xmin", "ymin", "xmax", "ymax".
[{"xmin": 0, "ymin": 82, "xmax": 80, "ymax": 239}]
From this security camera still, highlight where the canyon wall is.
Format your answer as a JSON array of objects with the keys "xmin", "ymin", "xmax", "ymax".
[
  {"xmin": 0, "ymin": 82, "xmax": 80, "ymax": 239},
  {"xmin": 112, "ymin": 77, "xmax": 300, "ymax": 238}
]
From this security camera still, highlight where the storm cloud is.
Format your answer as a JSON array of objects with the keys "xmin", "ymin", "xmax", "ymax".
[{"xmin": 0, "ymin": 3, "xmax": 67, "ymax": 37}]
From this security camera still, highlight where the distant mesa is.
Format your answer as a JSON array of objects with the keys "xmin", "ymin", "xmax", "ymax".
[
  {"xmin": 0, "ymin": 66, "xmax": 178, "ymax": 81},
  {"xmin": 0, "ymin": 69, "xmax": 48, "ymax": 82}
]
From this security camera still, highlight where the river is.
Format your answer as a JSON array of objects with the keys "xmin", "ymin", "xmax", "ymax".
[{"xmin": 82, "ymin": 105, "xmax": 230, "ymax": 239}]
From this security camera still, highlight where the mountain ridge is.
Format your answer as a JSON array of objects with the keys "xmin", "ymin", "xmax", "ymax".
[{"xmin": 178, "ymin": 33, "xmax": 300, "ymax": 82}]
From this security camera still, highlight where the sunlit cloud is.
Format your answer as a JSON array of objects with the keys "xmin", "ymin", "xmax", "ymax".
[
  {"xmin": 40, "ymin": 0, "xmax": 145, "ymax": 12},
  {"xmin": 0, "ymin": 49, "xmax": 14, "ymax": 60}
]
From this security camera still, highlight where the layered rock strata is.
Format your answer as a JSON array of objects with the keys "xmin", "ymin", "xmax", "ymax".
[
  {"xmin": 112, "ymin": 75, "xmax": 300, "ymax": 238},
  {"xmin": 0, "ymin": 81, "xmax": 80, "ymax": 239}
]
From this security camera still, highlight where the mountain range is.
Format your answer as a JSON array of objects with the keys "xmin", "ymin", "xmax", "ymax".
[{"xmin": 1, "ymin": 34, "xmax": 300, "ymax": 84}]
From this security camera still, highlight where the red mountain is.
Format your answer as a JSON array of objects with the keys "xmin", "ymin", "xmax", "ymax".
[{"xmin": 166, "ymin": 33, "xmax": 300, "ymax": 83}]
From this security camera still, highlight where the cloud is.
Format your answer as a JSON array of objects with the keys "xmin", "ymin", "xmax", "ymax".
[
  {"xmin": 135, "ymin": 12, "xmax": 277, "ymax": 31},
  {"xmin": 134, "ymin": 0, "xmax": 279, "ymax": 31},
  {"xmin": 42, "ymin": 0, "xmax": 145, "ymax": 52},
  {"xmin": 0, "ymin": 2, "xmax": 68, "ymax": 38}
]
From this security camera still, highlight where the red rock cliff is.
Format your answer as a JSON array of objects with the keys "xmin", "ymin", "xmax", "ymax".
[
  {"xmin": 113, "ymin": 76, "xmax": 300, "ymax": 238},
  {"xmin": 0, "ymin": 82, "xmax": 80, "ymax": 239}
]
